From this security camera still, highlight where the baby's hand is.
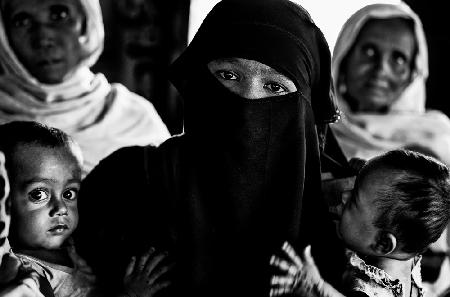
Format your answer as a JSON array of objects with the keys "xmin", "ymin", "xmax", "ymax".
[
  {"xmin": 122, "ymin": 247, "xmax": 173, "ymax": 297},
  {"xmin": 270, "ymin": 242, "xmax": 324, "ymax": 297}
]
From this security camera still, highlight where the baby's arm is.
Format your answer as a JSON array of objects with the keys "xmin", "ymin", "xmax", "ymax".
[
  {"xmin": 270, "ymin": 242, "xmax": 346, "ymax": 297},
  {"xmin": 120, "ymin": 248, "xmax": 173, "ymax": 297}
]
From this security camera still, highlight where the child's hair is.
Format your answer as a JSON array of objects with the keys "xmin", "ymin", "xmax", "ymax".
[
  {"xmin": 0, "ymin": 121, "xmax": 83, "ymax": 171},
  {"xmin": 357, "ymin": 149, "xmax": 450, "ymax": 254}
]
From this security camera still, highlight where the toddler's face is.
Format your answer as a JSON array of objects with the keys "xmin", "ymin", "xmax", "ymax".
[
  {"xmin": 337, "ymin": 172, "xmax": 381, "ymax": 255},
  {"xmin": 9, "ymin": 144, "xmax": 81, "ymax": 250},
  {"xmin": 4, "ymin": 0, "xmax": 86, "ymax": 84}
]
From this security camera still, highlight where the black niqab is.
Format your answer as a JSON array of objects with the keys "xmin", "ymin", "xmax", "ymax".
[{"xmin": 168, "ymin": 0, "xmax": 343, "ymax": 295}]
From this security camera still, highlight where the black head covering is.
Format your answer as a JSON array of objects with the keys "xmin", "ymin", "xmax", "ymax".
[
  {"xmin": 167, "ymin": 0, "xmax": 344, "ymax": 296},
  {"xmin": 171, "ymin": 0, "xmax": 340, "ymax": 126}
]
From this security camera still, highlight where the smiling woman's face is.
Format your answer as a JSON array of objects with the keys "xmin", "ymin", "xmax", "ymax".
[
  {"xmin": 342, "ymin": 18, "xmax": 416, "ymax": 112},
  {"xmin": 4, "ymin": 0, "xmax": 86, "ymax": 84},
  {"xmin": 207, "ymin": 58, "xmax": 297, "ymax": 99}
]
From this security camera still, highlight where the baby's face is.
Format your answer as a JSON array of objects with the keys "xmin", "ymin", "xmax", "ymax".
[
  {"xmin": 9, "ymin": 144, "xmax": 81, "ymax": 250},
  {"xmin": 4, "ymin": 0, "xmax": 86, "ymax": 84},
  {"xmin": 337, "ymin": 173, "xmax": 381, "ymax": 255},
  {"xmin": 207, "ymin": 58, "xmax": 297, "ymax": 99}
]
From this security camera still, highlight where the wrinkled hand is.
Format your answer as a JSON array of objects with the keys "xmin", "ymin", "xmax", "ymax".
[{"xmin": 123, "ymin": 247, "xmax": 173, "ymax": 297}]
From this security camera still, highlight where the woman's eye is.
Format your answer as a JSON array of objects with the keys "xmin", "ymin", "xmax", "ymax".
[
  {"xmin": 217, "ymin": 70, "xmax": 239, "ymax": 81},
  {"xmin": 264, "ymin": 82, "xmax": 288, "ymax": 94},
  {"xmin": 50, "ymin": 5, "xmax": 70, "ymax": 22},
  {"xmin": 29, "ymin": 189, "xmax": 50, "ymax": 202},
  {"xmin": 62, "ymin": 189, "xmax": 78, "ymax": 201},
  {"xmin": 362, "ymin": 46, "xmax": 376, "ymax": 58},
  {"xmin": 392, "ymin": 53, "xmax": 407, "ymax": 66},
  {"xmin": 10, "ymin": 13, "xmax": 32, "ymax": 28}
]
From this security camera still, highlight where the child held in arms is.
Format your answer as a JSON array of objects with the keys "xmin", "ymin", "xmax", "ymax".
[
  {"xmin": 270, "ymin": 150, "xmax": 450, "ymax": 297},
  {"xmin": 0, "ymin": 121, "xmax": 172, "ymax": 297}
]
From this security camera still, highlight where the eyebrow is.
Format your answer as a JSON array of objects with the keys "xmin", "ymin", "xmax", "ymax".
[{"xmin": 22, "ymin": 178, "xmax": 81, "ymax": 186}]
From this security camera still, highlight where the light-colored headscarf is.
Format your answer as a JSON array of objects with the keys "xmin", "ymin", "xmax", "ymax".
[
  {"xmin": 331, "ymin": 2, "xmax": 450, "ymax": 165},
  {"xmin": 0, "ymin": 0, "xmax": 170, "ymax": 176}
]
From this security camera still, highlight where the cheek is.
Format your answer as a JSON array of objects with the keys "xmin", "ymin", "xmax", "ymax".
[
  {"xmin": 8, "ymin": 29, "xmax": 30, "ymax": 56},
  {"xmin": 69, "ymin": 204, "xmax": 79, "ymax": 226}
]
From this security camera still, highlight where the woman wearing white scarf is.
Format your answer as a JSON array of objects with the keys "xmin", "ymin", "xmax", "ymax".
[
  {"xmin": 0, "ymin": 0, "xmax": 170, "ymax": 176},
  {"xmin": 331, "ymin": 2, "xmax": 450, "ymax": 166},
  {"xmin": 331, "ymin": 3, "xmax": 450, "ymax": 296}
]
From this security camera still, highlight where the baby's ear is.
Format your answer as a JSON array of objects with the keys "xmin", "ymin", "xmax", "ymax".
[{"xmin": 371, "ymin": 231, "xmax": 396, "ymax": 256}]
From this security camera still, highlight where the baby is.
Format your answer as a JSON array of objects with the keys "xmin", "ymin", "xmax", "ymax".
[
  {"xmin": 270, "ymin": 150, "xmax": 450, "ymax": 297},
  {"xmin": 0, "ymin": 121, "xmax": 172, "ymax": 297}
]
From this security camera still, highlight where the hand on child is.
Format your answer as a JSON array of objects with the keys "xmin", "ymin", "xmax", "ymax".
[
  {"xmin": 0, "ymin": 252, "xmax": 21, "ymax": 286},
  {"xmin": 270, "ymin": 242, "xmax": 325, "ymax": 297},
  {"xmin": 123, "ymin": 247, "xmax": 173, "ymax": 297}
]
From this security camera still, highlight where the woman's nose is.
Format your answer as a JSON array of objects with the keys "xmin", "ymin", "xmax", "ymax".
[
  {"xmin": 31, "ymin": 24, "xmax": 57, "ymax": 49},
  {"xmin": 373, "ymin": 57, "xmax": 392, "ymax": 78}
]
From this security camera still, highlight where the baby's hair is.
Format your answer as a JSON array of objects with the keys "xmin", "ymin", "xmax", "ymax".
[
  {"xmin": 357, "ymin": 149, "xmax": 450, "ymax": 254},
  {"xmin": 0, "ymin": 121, "xmax": 83, "ymax": 170}
]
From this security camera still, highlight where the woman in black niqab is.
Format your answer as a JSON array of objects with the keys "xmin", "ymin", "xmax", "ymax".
[{"xmin": 76, "ymin": 0, "xmax": 345, "ymax": 296}]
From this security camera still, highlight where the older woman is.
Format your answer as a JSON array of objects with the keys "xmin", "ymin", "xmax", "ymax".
[
  {"xmin": 331, "ymin": 3, "xmax": 450, "ymax": 296},
  {"xmin": 0, "ymin": 0, "xmax": 170, "ymax": 176},
  {"xmin": 331, "ymin": 3, "xmax": 450, "ymax": 165},
  {"xmin": 75, "ymin": 0, "xmax": 345, "ymax": 296}
]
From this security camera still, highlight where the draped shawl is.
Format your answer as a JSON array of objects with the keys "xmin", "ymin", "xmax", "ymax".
[
  {"xmin": 0, "ymin": 0, "xmax": 170, "ymax": 176},
  {"xmin": 331, "ymin": 3, "xmax": 450, "ymax": 165}
]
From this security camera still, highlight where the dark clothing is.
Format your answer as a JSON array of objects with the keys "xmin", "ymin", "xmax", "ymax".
[
  {"xmin": 76, "ymin": 135, "xmax": 345, "ymax": 297},
  {"xmin": 76, "ymin": 0, "xmax": 345, "ymax": 296}
]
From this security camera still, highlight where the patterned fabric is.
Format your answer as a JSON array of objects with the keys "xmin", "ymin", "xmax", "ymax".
[
  {"xmin": 344, "ymin": 251, "xmax": 424, "ymax": 297},
  {"xmin": 0, "ymin": 151, "xmax": 9, "ymax": 256},
  {"xmin": 0, "ymin": 152, "xmax": 45, "ymax": 297},
  {"xmin": 0, "ymin": 0, "xmax": 170, "ymax": 176}
]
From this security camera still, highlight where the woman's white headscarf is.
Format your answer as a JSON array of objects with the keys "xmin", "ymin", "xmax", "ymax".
[
  {"xmin": 0, "ymin": 0, "xmax": 170, "ymax": 176},
  {"xmin": 331, "ymin": 2, "xmax": 450, "ymax": 165}
]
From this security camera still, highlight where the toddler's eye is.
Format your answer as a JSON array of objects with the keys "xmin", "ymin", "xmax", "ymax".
[
  {"xmin": 62, "ymin": 189, "xmax": 78, "ymax": 201},
  {"xmin": 29, "ymin": 189, "xmax": 49, "ymax": 202},
  {"xmin": 10, "ymin": 12, "xmax": 32, "ymax": 28},
  {"xmin": 216, "ymin": 70, "xmax": 239, "ymax": 81},
  {"xmin": 50, "ymin": 5, "xmax": 70, "ymax": 22},
  {"xmin": 264, "ymin": 82, "xmax": 288, "ymax": 94}
]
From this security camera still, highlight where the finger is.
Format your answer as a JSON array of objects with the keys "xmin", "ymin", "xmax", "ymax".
[
  {"xmin": 269, "ymin": 286, "xmax": 291, "ymax": 297},
  {"xmin": 124, "ymin": 256, "xmax": 136, "ymax": 278},
  {"xmin": 137, "ymin": 247, "xmax": 156, "ymax": 272},
  {"xmin": 147, "ymin": 262, "xmax": 174, "ymax": 285},
  {"xmin": 149, "ymin": 280, "xmax": 171, "ymax": 295},
  {"xmin": 269, "ymin": 256, "xmax": 291, "ymax": 272},
  {"xmin": 282, "ymin": 241, "xmax": 302, "ymax": 268},
  {"xmin": 144, "ymin": 251, "xmax": 168, "ymax": 277},
  {"xmin": 270, "ymin": 275, "xmax": 295, "ymax": 286},
  {"xmin": 302, "ymin": 245, "xmax": 315, "ymax": 265}
]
